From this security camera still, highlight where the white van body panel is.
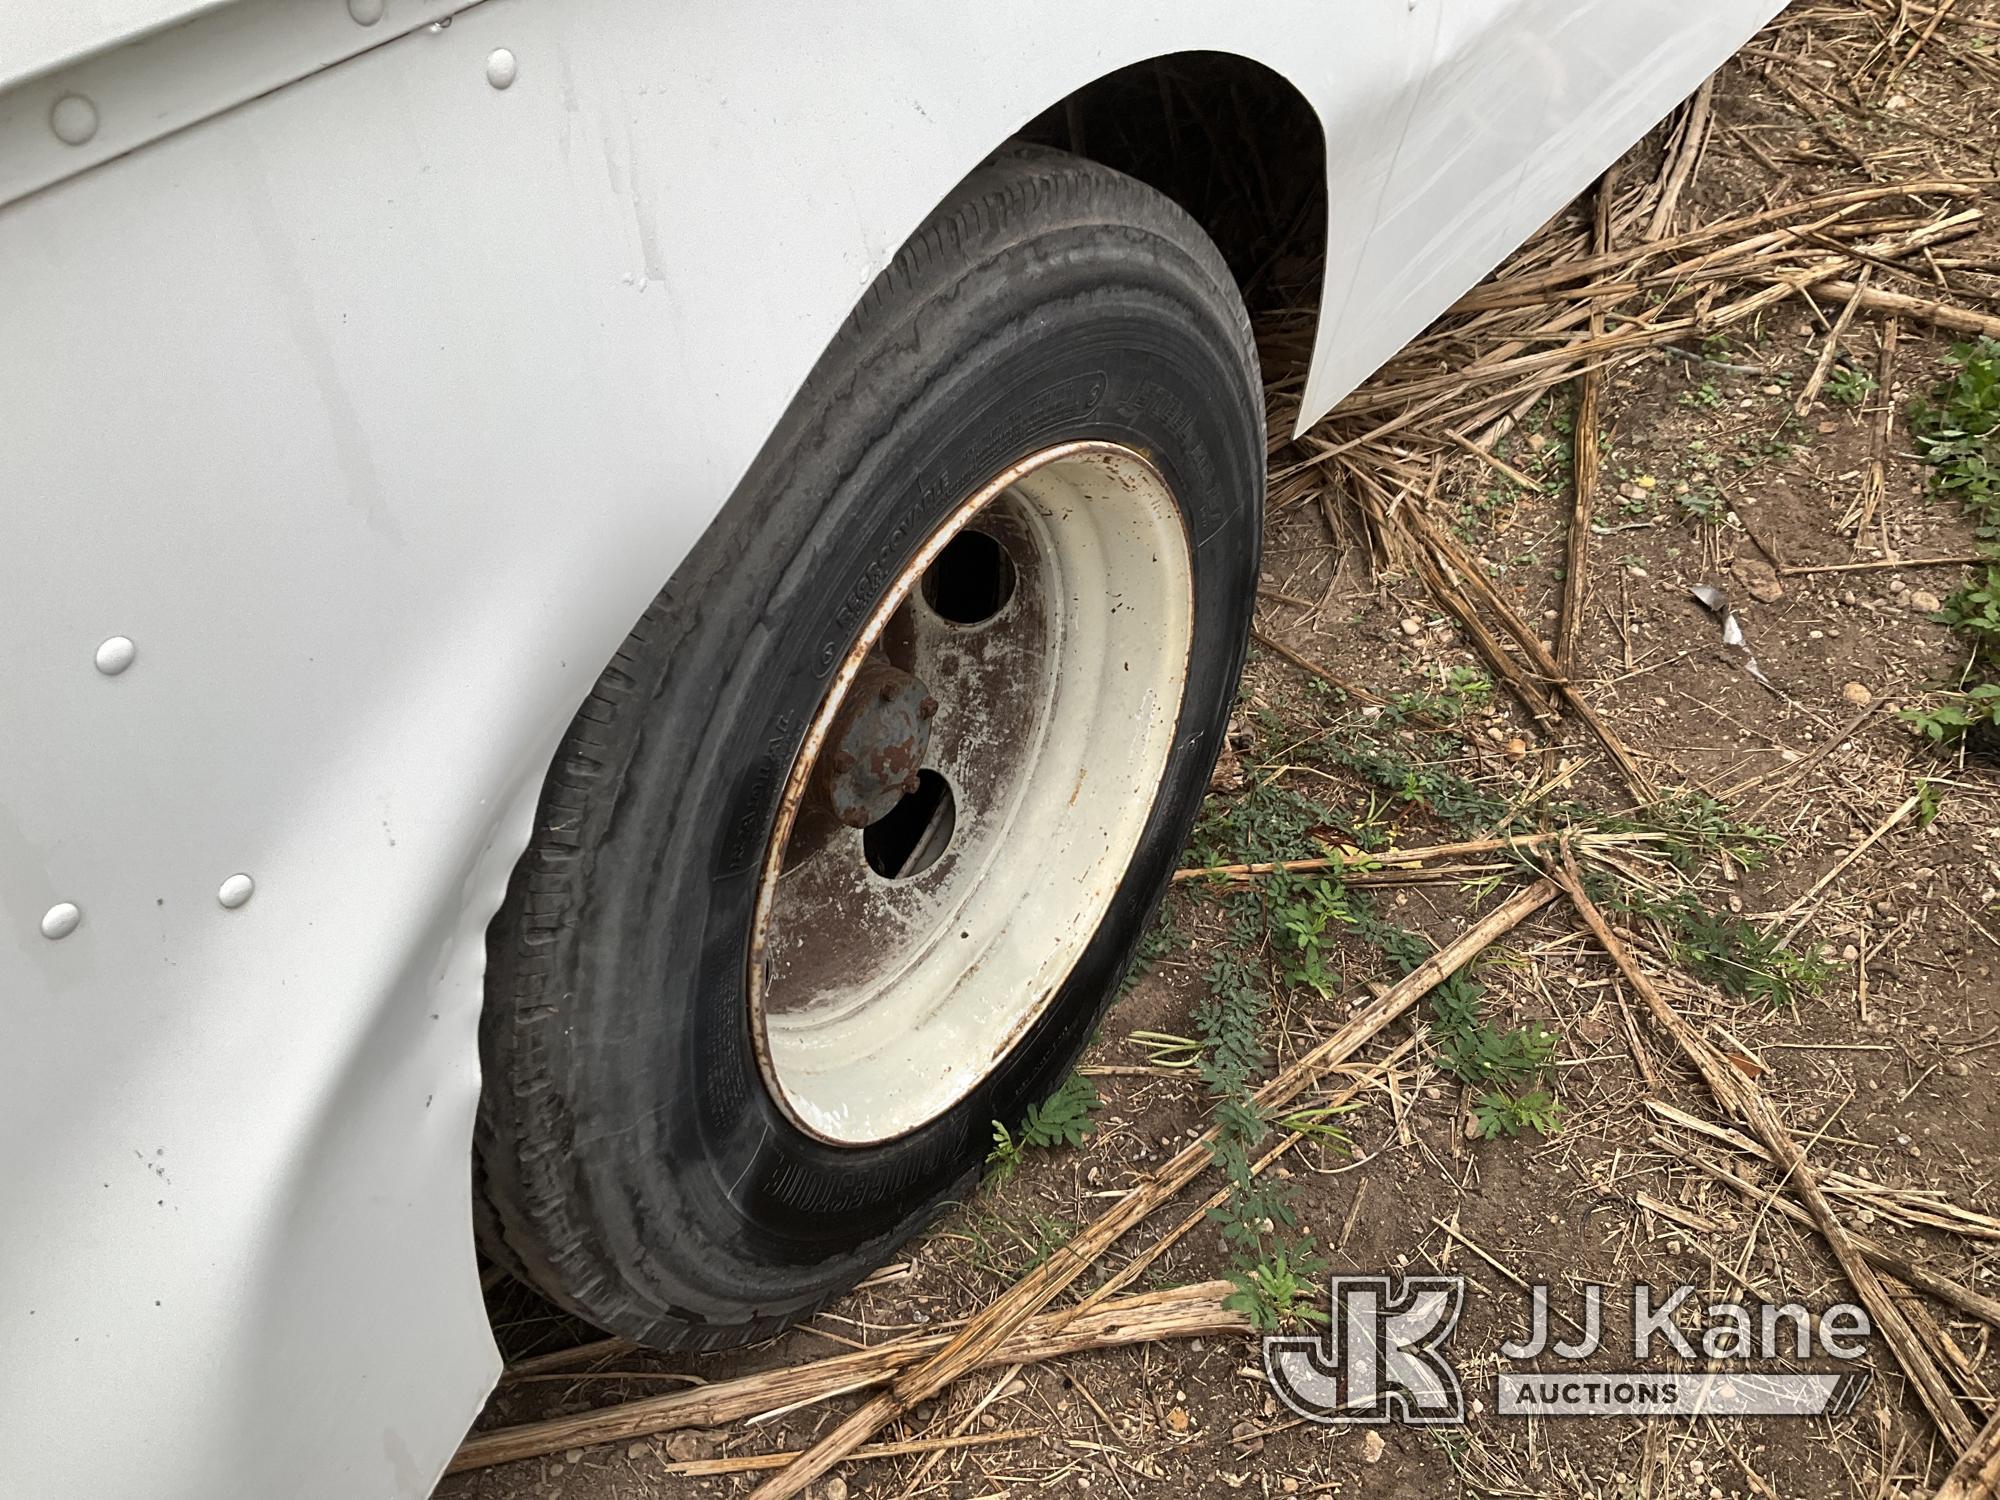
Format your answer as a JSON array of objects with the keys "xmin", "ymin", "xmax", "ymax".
[{"xmin": 0, "ymin": 2, "xmax": 1779, "ymax": 1494}]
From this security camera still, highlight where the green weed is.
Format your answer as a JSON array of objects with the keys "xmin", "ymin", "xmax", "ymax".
[
  {"xmin": 1619, "ymin": 886, "xmax": 1830, "ymax": 1008},
  {"xmin": 987, "ymin": 1072, "xmax": 1099, "ymax": 1184},
  {"xmin": 1268, "ymin": 871, "xmax": 1354, "ymax": 999},
  {"xmin": 1187, "ymin": 778, "xmax": 1337, "ymax": 868},
  {"xmin": 1472, "ymin": 1089, "xmax": 1562, "ymax": 1138},
  {"xmin": 1190, "ymin": 907, "xmax": 1336, "ymax": 1331},
  {"xmin": 1224, "ymin": 1249, "xmax": 1328, "ymax": 1329},
  {"xmin": 1905, "ymin": 339, "xmax": 2000, "ymax": 745},
  {"xmin": 1352, "ymin": 908, "xmax": 1562, "ymax": 1140},
  {"xmin": 1824, "ymin": 366, "xmax": 1876, "ymax": 407},
  {"xmin": 957, "ymin": 1209, "xmax": 1080, "ymax": 1278}
]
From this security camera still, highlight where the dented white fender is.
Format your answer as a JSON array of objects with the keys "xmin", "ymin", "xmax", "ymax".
[{"xmin": 0, "ymin": 1, "xmax": 1779, "ymax": 1494}]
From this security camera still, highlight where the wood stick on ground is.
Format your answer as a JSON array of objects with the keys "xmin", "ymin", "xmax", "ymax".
[
  {"xmin": 746, "ymin": 882, "xmax": 1558, "ymax": 1499},
  {"xmin": 503, "ymin": 1335, "xmax": 635, "ymax": 1380},
  {"xmin": 1446, "ymin": 179, "xmax": 1982, "ymax": 312},
  {"xmin": 1560, "ymin": 166, "xmax": 1619, "ymax": 675},
  {"xmin": 1665, "ymin": 1141, "xmax": 2000, "ymax": 1328},
  {"xmin": 1443, "ymin": 425, "xmax": 1546, "ymax": 493},
  {"xmin": 1796, "ymin": 267, "xmax": 1873, "ymax": 414},
  {"xmin": 1648, "ymin": 79, "xmax": 1714, "ymax": 242},
  {"xmin": 1780, "ymin": 555, "xmax": 1984, "ymax": 575},
  {"xmin": 1936, "ymin": 1406, "xmax": 2000, "ymax": 1500},
  {"xmin": 1408, "ymin": 533, "xmax": 1563, "ymax": 729},
  {"xmin": 1817, "ymin": 279, "xmax": 2000, "ymax": 340},
  {"xmin": 1880, "ymin": 0, "xmax": 1962, "ymax": 95},
  {"xmin": 1172, "ymin": 830, "xmax": 1662, "ymax": 884},
  {"xmin": 1893, "ymin": 1280, "xmax": 1992, "ymax": 1406},
  {"xmin": 1850, "ymin": 315, "xmax": 1903, "ymax": 539},
  {"xmin": 1723, "ymin": 214, "xmax": 1982, "ymax": 341},
  {"xmin": 1398, "ymin": 500, "xmax": 1662, "ymax": 804},
  {"xmin": 1548, "ymin": 845, "xmax": 1976, "ymax": 1448},
  {"xmin": 647, "ymin": 1428, "xmax": 1037, "ymax": 1479},
  {"xmin": 1765, "ymin": 790, "xmax": 1921, "ymax": 947},
  {"xmin": 1854, "ymin": 0, "xmax": 1999, "ymax": 35},
  {"xmin": 1644, "ymin": 1101, "xmax": 2000, "ymax": 1240},
  {"xmin": 1250, "ymin": 627, "xmax": 1391, "ymax": 712},
  {"xmin": 448, "ymin": 1282, "xmax": 1246, "ymax": 1473}
]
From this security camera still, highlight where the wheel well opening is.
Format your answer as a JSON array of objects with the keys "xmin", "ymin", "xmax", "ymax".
[{"xmin": 1018, "ymin": 52, "xmax": 1327, "ymax": 321}]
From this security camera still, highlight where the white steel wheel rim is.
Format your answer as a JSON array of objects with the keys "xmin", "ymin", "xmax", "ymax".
[{"xmin": 747, "ymin": 441, "xmax": 1193, "ymax": 1146}]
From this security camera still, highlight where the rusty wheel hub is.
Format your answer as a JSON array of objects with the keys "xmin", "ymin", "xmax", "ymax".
[
  {"xmin": 747, "ymin": 442, "xmax": 1193, "ymax": 1145},
  {"xmin": 816, "ymin": 659, "xmax": 938, "ymax": 829}
]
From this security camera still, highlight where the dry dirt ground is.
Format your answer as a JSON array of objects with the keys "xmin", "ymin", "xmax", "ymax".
[{"xmin": 441, "ymin": 6, "xmax": 2000, "ymax": 1497}]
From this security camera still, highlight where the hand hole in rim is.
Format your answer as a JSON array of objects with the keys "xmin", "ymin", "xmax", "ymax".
[
  {"xmin": 920, "ymin": 528, "xmax": 1016, "ymax": 625},
  {"xmin": 862, "ymin": 768, "xmax": 955, "ymax": 879}
]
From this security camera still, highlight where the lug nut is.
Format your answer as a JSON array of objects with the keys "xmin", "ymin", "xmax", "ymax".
[
  {"xmin": 879, "ymin": 681, "xmax": 899, "ymax": 702},
  {"xmin": 841, "ymin": 807, "xmax": 870, "ymax": 829},
  {"xmin": 902, "ymin": 773, "xmax": 922, "ymax": 795},
  {"xmin": 917, "ymin": 696, "xmax": 938, "ymax": 720},
  {"xmin": 830, "ymin": 750, "xmax": 855, "ymax": 773}
]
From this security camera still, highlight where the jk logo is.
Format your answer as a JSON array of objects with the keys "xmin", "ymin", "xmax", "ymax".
[{"xmin": 1265, "ymin": 1275, "xmax": 1467, "ymax": 1425}]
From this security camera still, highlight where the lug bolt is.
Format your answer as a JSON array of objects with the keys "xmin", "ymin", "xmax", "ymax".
[
  {"xmin": 917, "ymin": 696, "xmax": 938, "ymax": 720},
  {"xmin": 879, "ymin": 681, "xmax": 899, "ymax": 703},
  {"xmin": 902, "ymin": 773, "xmax": 922, "ymax": 795},
  {"xmin": 841, "ymin": 807, "xmax": 870, "ymax": 829},
  {"xmin": 830, "ymin": 750, "xmax": 855, "ymax": 773}
]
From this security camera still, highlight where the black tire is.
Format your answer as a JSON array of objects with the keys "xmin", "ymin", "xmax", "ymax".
[{"xmin": 477, "ymin": 145, "xmax": 1263, "ymax": 1348}]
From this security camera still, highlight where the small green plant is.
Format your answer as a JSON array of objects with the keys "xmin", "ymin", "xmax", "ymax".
[
  {"xmin": 1383, "ymin": 666, "xmax": 1494, "ymax": 725},
  {"xmin": 1911, "ymin": 337, "xmax": 2000, "ymax": 522},
  {"xmin": 957, "ymin": 1209, "xmax": 1080, "ymax": 1277},
  {"xmin": 1623, "ymin": 888, "xmax": 1830, "ymax": 1007},
  {"xmin": 1904, "ymin": 686, "xmax": 2000, "ymax": 745},
  {"xmin": 986, "ymin": 1072, "xmax": 1099, "ymax": 1183},
  {"xmin": 1425, "ymin": 966, "xmax": 1563, "ymax": 1138},
  {"xmin": 1225, "ymin": 1249, "xmax": 1328, "ymax": 1328},
  {"xmin": 1189, "ymin": 917, "xmax": 1337, "ymax": 1332},
  {"xmin": 1268, "ymin": 872, "xmax": 1353, "ymax": 998},
  {"xmin": 1680, "ymin": 379, "xmax": 1725, "ymax": 410},
  {"xmin": 1352, "ymin": 909, "xmax": 1563, "ymax": 1141},
  {"xmin": 1321, "ymin": 736, "xmax": 1511, "ymax": 836},
  {"xmin": 1472, "ymin": 1088, "xmax": 1561, "ymax": 1138},
  {"xmin": 1274, "ymin": 1100, "xmax": 1358, "ymax": 1146},
  {"xmin": 1610, "ymin": 790, "xmax": 1779, "ymax": 871},
  {"xmin": 1678, "ymin": 485, "xmax": 1725, "ymax": 525},
  {"xmin": 1187, "ymin": 777, "xmax": 1338, "ymax": 869},
  {"xmin": 1824, "ymin": 365, "xmax": 1876, "ymax": 407},
  {"xmin": 1903, "ymin": 339, "xmax": 2000, "ymax": 745},
  {"xmin": 1915, "ymin": 777, "xmax": 1944, "ymax": 830}
]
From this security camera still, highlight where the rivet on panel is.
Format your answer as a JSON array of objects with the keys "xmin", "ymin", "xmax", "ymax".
[
  {"xmin": 217, "ymin": 874, "xmax": 256, "ymax": 910},
  {"xmin": 485, "ymin": 49, "xmax": 518, "ymax": 89},
  {"xmin": 94, "ymin": 636, "xmax": 136, "ymax": 675},
  {"xmin": 50, "ymin": 95, "xmax": 99, "ymax": 146},
  {"xmin": 346, "ymin": 0, "xmax": 386, "ymax": 24},
  {"xmin": 41, "ymin": 903, "xmax": 82, "ymax": 940}
]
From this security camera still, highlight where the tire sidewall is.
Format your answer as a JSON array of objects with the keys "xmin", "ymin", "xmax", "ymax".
[{"xmin": 490, "ymin": 181, "xmax": 1262, "ymax": 1337}]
